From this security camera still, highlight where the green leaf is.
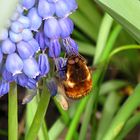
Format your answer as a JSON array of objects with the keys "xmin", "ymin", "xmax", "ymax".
[
  {"xmin": 95, "ymin": 0, "xmax": 140, "ymax": 43},
  {"xmin": 0, "ymin": 0, "xmax": 18, "ymax": 30},
  {"xmin": 77, "ymin": 41, "xmax": 95, "ymax": 56},
  {"xmin": 70, "ymin": 10, "xmax": 98, "ymax": 41},
  {"xmin": 48, "ymin": 118, "xmax": 65, "ymax": 140},
  {"xmin": 77, "ymin": 0, "xmax": 102, "ymax": 31},
  {"xmin": 65, "ymin": 97, "xmax": 89, "ymax": 140},
  {"xmin": 102, "ymin": 83, "xmax": 140, "ymax": 140},
  {"xmin": 96, "ymin": 92, "xmax": 122, "ymax": 140},
  {"xmin": 99, "ymin": 80, "xmax": 129, "ymax": 95},
  {"xmin": 115, "ymin": 112, "xmax": 140, "ymax": 140},
  {"xmin": 109, "ymin": 45, "xmax": 140, "ymax": 58}
]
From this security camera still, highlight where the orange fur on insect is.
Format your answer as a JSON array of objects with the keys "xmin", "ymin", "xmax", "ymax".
[{"xmin": 62, "ymin": 54, "xmax": 92, "ymax": 99}]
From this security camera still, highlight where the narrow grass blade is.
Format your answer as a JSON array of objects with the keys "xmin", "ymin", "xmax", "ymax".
[{"xmin": 94, "ymin": 14, "xmax": 113, "ymax": 64}]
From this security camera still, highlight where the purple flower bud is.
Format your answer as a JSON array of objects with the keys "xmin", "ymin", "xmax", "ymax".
[
  {"xmin": 21, "ymin": 29, "xmax": 33, "ymax": 41},
  {"xmin": 0, "ymin": 80, "xmax": 9, "ymax": 97},
  {"xmin": 14, "ymin": 73, "xmax": 28, "ymax": 87},
  {"xmin": 59, "ymin": 17, "xmax": 74, "ymax": 38},
  {"xmin": 44, "ymin": 18, "xmax": 61, "ymax": 39},
  {"xmin": 62, "ymin": 37, "xmax": 78, "ymax": 55},
  {"xmin": 28, "ymin": 38, "xmax": 40, "ymax": 52},
  {"xmin": 44, "ymin": 37, "xmax": 50, "ymax": 48},
  {"xmin": 35, "ymin": 31, "xmax": 46, "ymax": 50},
  {"xmin": 18, "ymin": 15, "xmax": 31, "ymax": 28},
  {"xmin": 23, "ymin": 57, "xmax": 40, "ymax": 78},
  {"xmin": 22, "ymin": 0, "xmax": 35, "ymax": 10},
  {"xmin": 38, "ymin": 54, "xmax": 50, "ymax": 76},
  {"xmin": 47, "ymin": 78, "xmax": 57, "ymax": 96},
  {"xmin": 0, "ymin": 28, "xmax": 8, "ymax": 41},
  {"xmin": 55, "ymin": 0, "xmax": 71, "ymax": 18},
  {"xmin": 6, "ymin": 53, "xmax": 23, "ymax": 75},
  {"xmin": 54, "ymin": 57, "xmax": 67, "ymax": 79},
  {"xmin": 38, "ymin": 0, "xmax": 55, "ymax": 19},
  {"xmin": 17, "ymin": 41, "xmax": 34, "ymax": 59},
  {"xmin": 11, "ymin": 21, "xmax": 24, "ymax": 33},
  {"xmin": 0, "ymin": 49, "xmax": 3, "ymax": 63},
  {"xmin": 2, "ymin": 69, "xmax": 14, "ymax": 82},
  {"xmin": 9, "ymin": 31, "xmax": 22, "ymax": 43},
  {"xmin": 28, "ymin": 8, "xmax": 42, "ymax": 31},
  {"xmin": 26, "ymin": 78, "xmax": 37, "ymax": 89},
  {"xmin": 1, "ymin": 39, "xmax": 16, "ymax": 54},
  {"xmin": 54, "ymin": 57, "xmax": 67, "ymax": 70},
  {"xmin": 49, "ymin": 39, "xmax": 61, "ymax": 58}
]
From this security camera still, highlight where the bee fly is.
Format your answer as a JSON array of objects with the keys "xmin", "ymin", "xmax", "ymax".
[{"xmin": 53, "ymin": 53, "xmax": 93, "ymax": 109}]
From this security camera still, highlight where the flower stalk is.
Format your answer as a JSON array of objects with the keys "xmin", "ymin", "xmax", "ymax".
[
  {"xmin": 25, "ymin": 79, "xmax": 50, "ymax": 140},
  {"xmin": 8, "ymin": 82, "xmax": 18, "ymax": 140}
]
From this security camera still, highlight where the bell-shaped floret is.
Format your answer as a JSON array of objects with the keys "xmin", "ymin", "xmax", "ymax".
[
  {"xmin": 9, "ymin": 31, "xmax": 22, "ymax": 43},
  {"xmin": 6, "ymin": 53, "xmax": 23, "ymax": 75},
  {"xmin": 44, "ymin": 18, "xmax": 61, "ymax": 39},
  {"xmin": 23, "ymin": 57, "xmax": 40, "ymax": 78},
  {"xmin": 59, "ymin": 17, "xmax": 74, "ymax": 38},
  {"xmin": 1, "ymin": 39, "xmax": 16, "ymax": 54},
  {"xmin": 17, "ymin": 41, "xmax": 34, "ymax": 59},
  {"xmin": 49, "ymin": 39, "xmax": 61, "ymax": 58},
  {"xmin": 28, "ymin": 8, "xmax": 42, "ymax": 31},
  {"xmin": 38, "ymin": 0, "xmax": 55, "ymax": 19}
]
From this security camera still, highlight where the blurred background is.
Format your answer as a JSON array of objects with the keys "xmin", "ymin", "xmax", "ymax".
[{"xmin": 1, "ymin": 0, "xmax": 140, "ymax": 140}]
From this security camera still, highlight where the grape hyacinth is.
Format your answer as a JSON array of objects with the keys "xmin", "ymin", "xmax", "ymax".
[{"xmin": 0, "ymin": 0, "xmax": 78, "ymax": 98}]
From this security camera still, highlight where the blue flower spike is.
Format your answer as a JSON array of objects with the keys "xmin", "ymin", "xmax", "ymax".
[{"xmin": 0, "ymin": 0, "xmax": 79, "ymax": 100}]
